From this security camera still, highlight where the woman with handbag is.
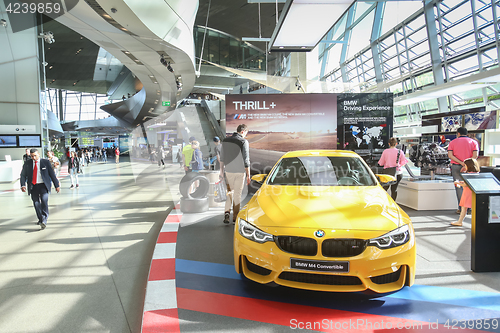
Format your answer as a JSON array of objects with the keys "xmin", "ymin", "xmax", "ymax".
[
  {"xmin": 378, "ymin": 137, "xmax": 408, "ymax": 200},
  {"xmin": 68, "ymin": 151, "xmax": 81, "ymax": 189}
]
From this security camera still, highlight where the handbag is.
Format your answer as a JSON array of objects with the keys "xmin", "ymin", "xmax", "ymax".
[
  {"xmin": 214, "ymin": 178, "xmax": 228, "ymax": 202},
  {"xmin": 382, "ymin": 167, "xmax": 397, "ymax": 176}
]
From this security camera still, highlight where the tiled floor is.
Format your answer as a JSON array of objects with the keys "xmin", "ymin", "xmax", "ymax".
[{"xmin": 0, "ymin": 158, "xmax": 182, "ymax": 333}]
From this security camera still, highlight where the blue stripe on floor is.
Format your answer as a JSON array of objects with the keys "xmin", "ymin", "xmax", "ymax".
[
  {"xmin": 176, "ymin": 259, "xmax": 500, "ymax": 313},
  {"xmin": 386, "ymin": 285, "xmax": 500, "ymax": 312},
  {"xmin": 175, "ymin": 271, "xmax": 500, "ymax": 326},
  {"xmin": 176, "ymin": 258, "xmax": 241, "ymax": 280}
]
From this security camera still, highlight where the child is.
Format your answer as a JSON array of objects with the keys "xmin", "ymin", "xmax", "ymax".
[{"xmin": 451, "ymin": 158, "xmax": 479, "ymax": 226}]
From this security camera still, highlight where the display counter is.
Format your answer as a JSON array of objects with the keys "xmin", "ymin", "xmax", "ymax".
[
  {"xmin": 0, "ymin": 160, "xmax": 23, "ymax": 182},
  {"xmin": 397, "ymin": 179, "xmax": 457, "ymax": 210}
]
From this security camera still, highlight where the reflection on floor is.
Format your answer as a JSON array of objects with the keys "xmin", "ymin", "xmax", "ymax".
[{"xmin": 0, "ymin": 158, "xmax": 179, "ymax": 333}]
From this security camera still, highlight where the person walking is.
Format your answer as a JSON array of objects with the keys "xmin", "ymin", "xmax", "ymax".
[
  {"xmin": 47, "ymin": 150, "xmax": 60, "ymax": 178},
  {"xmin": 211, "ymin": 136, "xmax": 221, "ymax": 170},
  {"xmin": 451, "ymin": 158, "xmax": 479, "ymax": 226},
  {"xmin": 115, "ymin": 147, "xmax": 120, "ymax": 164},
  {"xmin": 77, "ymin": 149, "xmax": 84, "ymax": 169},
  {"xmin": 86, "ymin": 149, "xmax": 91, "ymax": 165},
  {"xmin": 177, "ymin": 149, "xmax": 183, "ymax": 168},
  {"xmin": 190, "ymin": 141, "xmax": 204, "ymax": 172},
  {"xmin": 448, "ymin": 127, "xmax": 479, "ymax": 213},
  {"xmin": 20, "ymin": 148, "xmax": 60, "ymax": 230},
  {"xmin": 23, "ymin": 148, "xmax": 31, "ymax": 162},
  {"xmin": 68, "ymin": 151, "xmax": 81, "ymax": 189},
  {"xmin": 102, "ymin": 147, "xmax": 107, "ymax": 163},
  {"xmin": 182, "ymin": 136, "xmax": 196, "ymax": 173},
  {"xmin": 219, "ymin": 124, "xmax": 251, "ymax": 224},
  {"xmin": 157, "ymin": 146, "xmax": 165, "ymax": 168},
  {"xmin": 378, "ymin": 137, "xmax": 408, "ymax": 201}
]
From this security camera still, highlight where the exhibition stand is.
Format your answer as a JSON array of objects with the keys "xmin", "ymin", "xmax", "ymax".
[
  {"xmin": 0, "ymin": 160, "xmax": 23, "ymax": 182},
  {"xmin": 462, "ymin": 173, "xmax": 500, "ymax": 272},
  {"xmin": 397, "ymin": 178, "xmax": 457, "ymax": 210}
]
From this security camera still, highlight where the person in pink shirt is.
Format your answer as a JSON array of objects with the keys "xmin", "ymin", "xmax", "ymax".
[
  {"xmin": 448, "ymin": 127, "xmax": 478, "ymax": 214},
  {"xmin": 378, "ymin": 137, "xmax": 409, "ymax": 200}
]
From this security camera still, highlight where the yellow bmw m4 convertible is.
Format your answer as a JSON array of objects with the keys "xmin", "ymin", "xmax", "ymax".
[{"xmin": 234, "ymin": 150, "xmax": 415, "ymax": 293}]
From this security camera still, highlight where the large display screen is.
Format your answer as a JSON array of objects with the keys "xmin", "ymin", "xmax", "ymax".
[
  {"xmin": 465, "ymin": 110, "xmax": 497, "ymax": 130},
  {"xmin": 225, "ymin": 93, "xmax": 394, "ymax": 172},
  {"xmin": 337, "ymin": 93, "xmax": 394, "ymax": 166},
  {"xmin": 225, "ymin": 93, "xmax": 338, "ymax": 173},
  {"xmin": 18, "ymin": 135, "xmax": 41, "ymax": 147},
  {"xmin": 119, "ymin": 135, "xmax": 130, "ymax": 154},
  {"xmin": 0, "ymin": 135, "xmax": 17, "ymax": 147}
]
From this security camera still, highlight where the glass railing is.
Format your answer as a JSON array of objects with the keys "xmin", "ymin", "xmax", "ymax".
[{"xmin": 194, "ymin": 25, "xmax": 266, "ymax": 71}]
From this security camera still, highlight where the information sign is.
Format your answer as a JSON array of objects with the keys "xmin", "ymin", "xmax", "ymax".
[{"xmin": 489, "ymin": 197, "xmax": 500, "ymax": 224}]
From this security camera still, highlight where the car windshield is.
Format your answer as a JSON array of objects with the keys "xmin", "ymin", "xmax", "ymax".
[{"xmin": 267, "ymin": 156, "xmax": 377, "ymax": 186}]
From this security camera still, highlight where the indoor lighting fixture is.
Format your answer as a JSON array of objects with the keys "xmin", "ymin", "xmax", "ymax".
[{"xmin": 269, "ymin": 0, "xmax": 353, "ymax": 52}]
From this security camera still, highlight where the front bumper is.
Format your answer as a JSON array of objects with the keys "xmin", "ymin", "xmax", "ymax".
[{"xmin": 234, "ymin": 226, "xmax": 416, "ymax": 293}]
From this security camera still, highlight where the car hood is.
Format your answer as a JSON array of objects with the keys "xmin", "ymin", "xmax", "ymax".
[{"xmin": 246, "ymin": 185, "xmax": 403, "ymax": 231}]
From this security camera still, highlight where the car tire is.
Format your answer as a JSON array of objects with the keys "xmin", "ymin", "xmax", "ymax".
[
  {"xmin": 179, "ymin": 172, "xmax": 210, "ymax": 199},
  {"xmin": 180, "ymin": 196, "xmax": 209, "ymax": 213}
]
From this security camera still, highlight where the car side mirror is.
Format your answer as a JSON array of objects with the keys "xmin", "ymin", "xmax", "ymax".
[
  {"xmin": 376, "ymin": 174, "xmax": 397, "ymax": 186},
  {"xmin": 251, "ymin": 174, "xmax": 267, "ymax": 184}
]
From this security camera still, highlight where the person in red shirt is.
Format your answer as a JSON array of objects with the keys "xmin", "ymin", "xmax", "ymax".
[
  {"xmin": 20, "ymin": 149, "xmax": 60, "ymax": 230},
  {"xmin": 115, "ymin": 147, "xmax": 120, "ymax": 164},
  {"xmin": 448, "ymin": 127, "xmax": 479, "ymax": 214}
]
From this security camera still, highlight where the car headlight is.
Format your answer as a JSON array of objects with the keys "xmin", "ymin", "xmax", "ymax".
[
  {"xmin": 369, "ymin": 224, "xmax": 410, "ymax": 249},
  {"xmin": 238, "ymin": 219, "xmax": 274, "ymax": 244}
]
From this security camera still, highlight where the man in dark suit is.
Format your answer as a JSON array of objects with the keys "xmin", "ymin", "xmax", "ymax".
[{"xmin": 20, "ymin": 148, "xmax": 60, "ymax": 230}]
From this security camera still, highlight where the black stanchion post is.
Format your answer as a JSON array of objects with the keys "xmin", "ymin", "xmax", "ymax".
[{"xmin": 462, "ymin": 173, "xmax": 500, "ymax": 272}]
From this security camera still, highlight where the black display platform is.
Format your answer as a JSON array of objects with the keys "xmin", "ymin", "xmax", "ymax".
[{"xmin": 462, "ymin": 173, "xmax": 500, "ymax": 272}]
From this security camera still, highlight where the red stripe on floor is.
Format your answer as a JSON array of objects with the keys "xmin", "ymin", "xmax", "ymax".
[
  {"xmin": 176, "ymin": 288, "xmax": 482, "ymax": 332},
  {"xmin": 165, "ymin": 214, "xmax": 181, "ymax": 223},
  {"xmin": 157, "ymin": 232, "xmax": 177, "ymax": 243},
  {"xmin": 148, "ymin": 258, "xmax": 176, "ymax": 281},
  {"xmin": 142, "ymin": 308, "xmax": 180, "ymax": 333},
  {"xmin": 174, "ymin": 203, "xmax": 180, "ymax": 210}
]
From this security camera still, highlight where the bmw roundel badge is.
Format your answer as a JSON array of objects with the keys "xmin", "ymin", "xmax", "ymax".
[{"xmin": 315, "ymin": 230, "xmax": 325, "ymax": 238}]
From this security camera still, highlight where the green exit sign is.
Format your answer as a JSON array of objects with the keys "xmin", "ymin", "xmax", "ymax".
[{"xmin": 162, "ymin": 101, "xmax": 171, "ymax": 106}]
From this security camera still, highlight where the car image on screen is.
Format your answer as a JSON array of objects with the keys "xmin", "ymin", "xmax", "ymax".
[{"xmin": 234, "ymin": 150, "xmax": 416, "ymax": 293}]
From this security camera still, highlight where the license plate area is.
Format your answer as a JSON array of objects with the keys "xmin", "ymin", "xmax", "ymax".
[{"xmin": 290, "ymin": 258, "xmax": 349, "ymax": 273}]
